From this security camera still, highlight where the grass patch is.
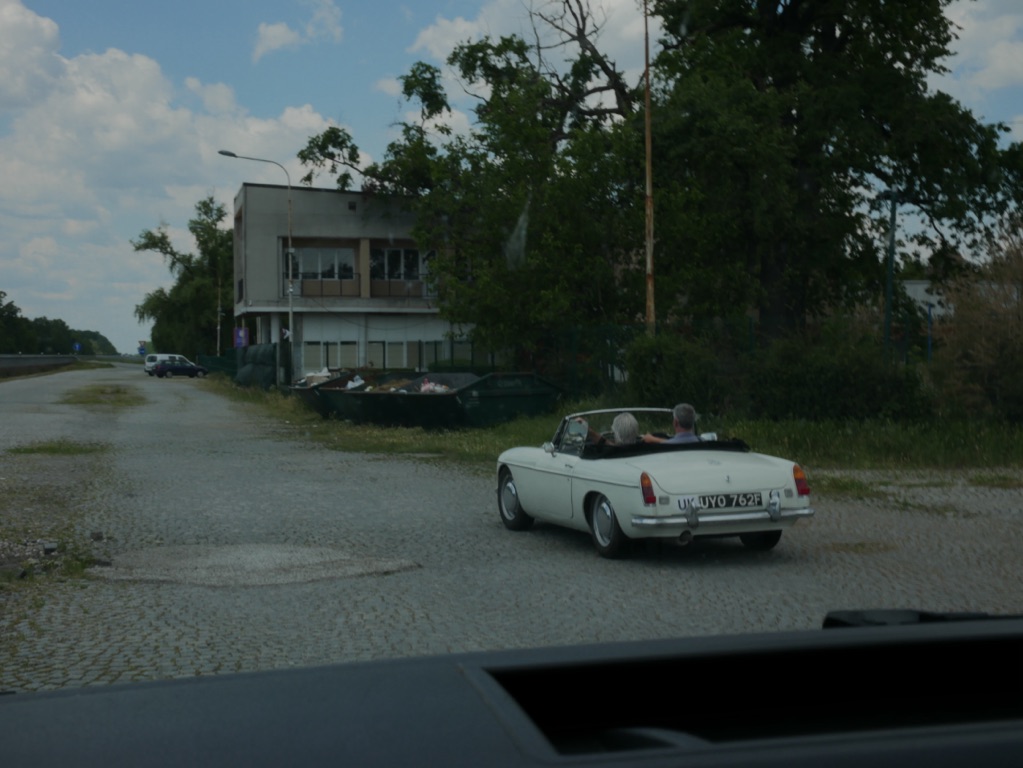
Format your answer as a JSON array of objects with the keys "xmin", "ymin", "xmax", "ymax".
[
  {"xmin": 205, "ymin": 376, "xmax": 570, "ymax": 468},
  {"xmin": 61, "ymin": 383, "xmax": 146, "ymax": 407},
  {"xmin": 968, "ymin": 472, "xmax": 1023, "ymax": 489},
  {"xmin": 204, "ymin": 377, "xmax": 1023, "ymax": 471},
  {"xmin": 821, "ymin": 541, "xmax": 897, "ymax": 555},
  {"xmin": 703, "ymin": 418, "xmax": 1023, "ymax": 470},
  {"xmin": 7, "ymin": 439, "xmax": 108, "ymax": 456},
  {"xmin": 810, "ymin": 475, "xmax": 888, "ymax": 500}
]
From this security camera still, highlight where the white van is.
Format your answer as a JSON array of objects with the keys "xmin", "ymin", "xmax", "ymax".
[{"xmin": 144, "ymin": 354, "xmax": 190, "ymax": 375}]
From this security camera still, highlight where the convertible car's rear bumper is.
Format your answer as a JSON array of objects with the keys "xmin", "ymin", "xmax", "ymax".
[{"xmin": 630, "ymin": 506, "xmax": 815, "ymax": 534}]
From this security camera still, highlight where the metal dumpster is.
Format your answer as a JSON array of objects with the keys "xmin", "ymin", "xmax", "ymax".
[
  {"xmin": 293, "ymin": 371, "xmax": 414, "ymax": 421},
  {"xmin": 305, "ymin": 372, "xmax": 560, "ymax": 428}
]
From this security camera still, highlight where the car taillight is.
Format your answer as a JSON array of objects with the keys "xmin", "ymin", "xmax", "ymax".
[
  {"xmin": 793, "ymin": 465, "xmax": 810, "ymax": 496},
  {"xmin": 640, "ymin": 473, "xmax": 656, "ymax": 506}
]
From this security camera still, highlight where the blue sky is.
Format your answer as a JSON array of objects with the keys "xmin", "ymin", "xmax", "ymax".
[{"xmin": 1, "ymin": 0, "xmax": 1021, "ymax": 353}]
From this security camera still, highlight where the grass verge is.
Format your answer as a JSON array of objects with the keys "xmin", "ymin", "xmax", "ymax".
[
  {"xmin": 8, "ymin": 439, "xmax": 109, "ymax": 456},
  {"xmin": 205, "ymin": 378, "xmax": 1023, "ymax": 472}
]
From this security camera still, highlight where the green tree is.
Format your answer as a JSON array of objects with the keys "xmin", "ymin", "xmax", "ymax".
[
  {"xmin": 0, "ymin": 290, "xmax": 36, "ymax": 353},
  {"xmin": 299, "ymin": 0, "xmax": 1018, "ymax": 365},
  {"xmin": 133, "ymin": 197, "xmax": 232, "ymax": 357},
  {"xmin": 74, "ymin": 329, "xmax": 118, "ymax": 355},
  {"xmin": 28, "ymin": 317, "xmax": 74, "ymax": 354},
  {"xmin": 299, "ymin": 5, "xmax": 645, "ymax": 364},
  {"xmin": 650, "ymin": 0, "xmax": 1013, "ymax": 337}
]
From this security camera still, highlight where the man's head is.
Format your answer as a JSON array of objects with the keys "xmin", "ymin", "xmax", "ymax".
[{"xmin": 672, "ymin": 403, "xmax": 696, "ymax": 433}]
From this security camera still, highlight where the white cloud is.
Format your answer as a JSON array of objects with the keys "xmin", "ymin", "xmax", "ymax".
[
  {"xmin": 252, "ymin": 0, "xmax": 344, "ymax": 63},
  {"xmin": 410, "ymin": 15, "xmax": 482, "ymax": 61},
  {"xmin": 306, "ymin": 0, "xmax": 343, "ymax": 43},
  {"xmin": 376, "ymin": 78, "xmax": 402, "ymax": 98},
  {"xmin": 944, "ymin": 0, "xmax": 1023, "ymax": 86},
  {"xmin": 186, "ymin": 77, "xmax": 239, "ymax": 116},
  {"xmin": 0, "ymin": 0, "xmax": 62, "ymax": 113},
  {"xmin": 0, "ymin": 0, "xmax": 338, "ymax": 352},
  {"xmin": 928, "ymin": 0, "xmax": 1023, "ymax": 138},
  {"xmin": 253, "ymin": 22, "xmax": 303, "ymax": 63}
]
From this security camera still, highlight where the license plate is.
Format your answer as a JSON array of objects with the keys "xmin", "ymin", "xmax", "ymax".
[{"xmin": 677, "ymin": 492, "xmax": 763, "ymax": 511}]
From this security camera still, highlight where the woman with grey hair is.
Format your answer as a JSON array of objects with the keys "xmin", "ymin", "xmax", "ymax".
[
  {"xmin": 579, "ymin": 412, "xmax": 640, "ymax": 446},
  {"xmin": 610, "ymin": 412, "xmax": 640, "ymax": 444}
]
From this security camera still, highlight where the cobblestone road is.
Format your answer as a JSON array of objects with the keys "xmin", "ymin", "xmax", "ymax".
[{"xmin": 1, "ymin": 365, "xmax": 1021, "ymax": 693}]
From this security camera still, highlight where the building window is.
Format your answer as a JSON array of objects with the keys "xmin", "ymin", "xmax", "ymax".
[
  {"xmin": 339, "ymin": 342, "xmax": 358, "ymax": 369},
  {"xmin": 305, "ymin": 341, "xmax": 359, "ymax": 371},
  {"xmin": 407, "ymin": 341, "xmax": 421, "ymax": 371},
  {"xmin": 387, "ymin": 342, "xmax": 404, "ymax": 368},
  {"xmin": 371, "ymin": 247, "xmax": 425, "ymax": 280},
  {"xmin": 325, "ymin": 341, "xmax": 358, "ymax": 369},
  {"xmin": 367, "ymin": 341, "xmax": 385, "ymax": 368},
  {"xmin": 287, "ymin": 241, "xmax": 356, "ymax": 292},
  {"xmin": 303, "ymin": 342, "xmax": 323, "ymax": 373}
]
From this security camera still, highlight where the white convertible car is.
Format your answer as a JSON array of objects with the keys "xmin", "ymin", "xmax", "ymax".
[{"xmin": 496, "ymin": 408, "xmax": 815, "ymax": 557}]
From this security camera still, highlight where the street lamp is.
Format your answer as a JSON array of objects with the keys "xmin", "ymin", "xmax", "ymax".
[
  {"xmin": 643, "ymin": 0, "xmax": 656, "ymax": 336},
  {"xmin": 879, "ymin": 188, "xmax": 912, "ymax": 360},
  {"xmin": 218, "ymin": 150, "xmax": 295, "ymax": 381}
]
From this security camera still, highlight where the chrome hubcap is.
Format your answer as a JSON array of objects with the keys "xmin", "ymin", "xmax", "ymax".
[
  {"xmin": 501, "ymin": 479, "xmax": 518, "ymax": 519},
  {"xmin": 594, "ymin": 499, "xmax": 613, "ymax": 546}
]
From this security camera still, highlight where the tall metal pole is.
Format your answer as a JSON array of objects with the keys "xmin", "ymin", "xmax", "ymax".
[
  {"xmin": 644, "ymin": 0, "xmax": 656, "ymax": 336},
  {"xmin": 218, "ymin": 150, "xmax": 295, "ymax": 380},
  {"xmin": 884, "ymin": 191, "xmax": 897, "ymax": 359}
]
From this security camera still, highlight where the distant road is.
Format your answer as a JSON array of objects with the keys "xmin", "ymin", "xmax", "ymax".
[
  {"xmin": 0, "ymin": 354, "xmax": 77, "ymax": 373},
  {"xmin": 0, "ymin": 355, "xmax": 143, "ymax": 374}
]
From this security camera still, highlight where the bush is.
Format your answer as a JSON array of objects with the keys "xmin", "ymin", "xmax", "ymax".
[
  {"xmin": 623, "ymin": 318, "xmax": 934, "ymax": 422},
  {"xmin": 748, "ymin": 335, "xmax": 934, "ymax": 421},
  {"xmin": 623, "ymin": 332, "xmax": 735, "ymax": 413},
  {"xmin": 930, "ymin": 221, "xmax": 1023, "ymax": 423}
]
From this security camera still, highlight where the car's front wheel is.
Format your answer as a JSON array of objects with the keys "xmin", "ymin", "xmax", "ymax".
[
  {"xmin": 498, "ymin": 468, "xmax": 533, "ymax": 531},
  {"xmin": 589, "ymin": 493, "xmax": 628, "ymax": 558},
  {"xmin": 195, "ymin": 370, "xmax": 206, "ymax": 378},
  {"xmin": 739, "ymin": 530, "xmax": 782, "ymax": 551}
]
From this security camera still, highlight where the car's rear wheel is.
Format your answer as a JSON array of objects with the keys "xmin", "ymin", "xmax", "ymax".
[
  {"xmin": 498, "ymin": 468, "xmax": 533, "ymax": 531},
  {"xmin": 589, "ymin": 493, "xmax": 628, "ymax": 558},
  {"xmin": 165, "ymin": 370, "xmax": 174, "ymax": 378},
  {"xmin": 739, "ymin": 530, "xmax": 782, "ymax": 551}
]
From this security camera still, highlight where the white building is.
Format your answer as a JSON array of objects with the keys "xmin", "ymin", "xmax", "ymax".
[{"xmin": 229, "ymin": 183, "xmax": 469, "ymax": 379}]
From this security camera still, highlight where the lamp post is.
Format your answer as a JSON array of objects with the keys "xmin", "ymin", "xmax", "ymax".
[
  {"xmin": 880, "ymin": 188, "xmax": 903, "ymax": 360},
  {"xmin": 643, "ymin": 0, "xmax": 656, "ymax": 336},
  {"xmin": 218, "ymin": 150, "xmax": 295, "ymax": 381}
]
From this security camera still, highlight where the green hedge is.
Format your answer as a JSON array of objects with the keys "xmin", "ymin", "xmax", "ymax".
[
  {"xmin": 747, "ymin": 337, "xmax": 934, "ymax": 421},
  {"xmin": 624, "ymin": 329, "xmax": 935, "ymax": 421}
]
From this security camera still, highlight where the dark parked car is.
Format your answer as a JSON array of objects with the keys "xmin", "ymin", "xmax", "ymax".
[{"xmin": 154, "ymin": 360, "xmax": 208, "ymax": 379}]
